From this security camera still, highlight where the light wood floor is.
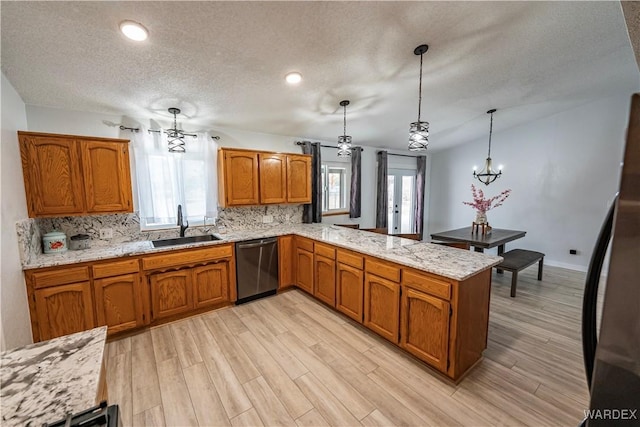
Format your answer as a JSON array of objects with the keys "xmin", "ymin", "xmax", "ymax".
[{"xmin": 105, "ymin": 265, "xmax": 591, "ymax": 426}]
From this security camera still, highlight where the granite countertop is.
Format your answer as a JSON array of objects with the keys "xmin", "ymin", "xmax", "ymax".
[
  {"xmin": 22, "ymin": 224, "xmax": 502, "ymax": 281},
  {"xmin": 0, "ymin": 326, "xmax": 107, "ymax": 426}
]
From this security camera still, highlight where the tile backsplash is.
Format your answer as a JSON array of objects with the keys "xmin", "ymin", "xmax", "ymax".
[{"xmin": 16, "ymin": 204, "xmax": 304, "ymax": 265}]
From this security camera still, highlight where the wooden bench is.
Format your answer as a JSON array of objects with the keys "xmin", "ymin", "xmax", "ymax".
[{"xmin": 496, "ymin": 249, "xmax": 545, "ymax": 297}]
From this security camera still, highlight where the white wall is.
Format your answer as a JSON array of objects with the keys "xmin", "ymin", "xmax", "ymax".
[
  {"xmin": 25, "ymin": 105, "xmax": 309, "ymax": 154},
  {"xmin": 428, "ymin": 95, "xmax": 631, "ymax": 271},
  {"xmin": 1, "ymin": 73, "xmax": 33, "ymax": 350}
]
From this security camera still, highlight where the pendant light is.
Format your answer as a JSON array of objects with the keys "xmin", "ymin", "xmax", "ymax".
[
  {"xmin": 337, "ymin": 100, "xmax": 352, "ymax": 157},
  {"xmin": 408, "ymin": 44, "xmax": 429, "ymax": 151},
  {"xmin": 165, "ymin": 107, "xmax": 196, "ymax": 153},
  {"xmin": 473, "ymin": 109, "xmax": 503, "ymax": 185}
]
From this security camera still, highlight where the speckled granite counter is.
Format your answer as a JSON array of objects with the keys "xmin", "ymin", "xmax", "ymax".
[
  {"xmin": 0, "ymin": 326, "xmax": 107, "ymax": 426},
  {"xmin": 22, "ymin": 224, "xmax": 502, "ymax": 281}
]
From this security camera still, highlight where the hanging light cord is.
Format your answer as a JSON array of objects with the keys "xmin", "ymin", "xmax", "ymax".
[
  {"xmin": 417, "ymin": 52, "xmax": 423, "ymax": 123},
  {"xmin": 343, "ymin": 103, "xmax": 347, "ymax": 137},
  {"xmin": 487, "ymin": 111, "xmax": 494, "ymax": 157}
]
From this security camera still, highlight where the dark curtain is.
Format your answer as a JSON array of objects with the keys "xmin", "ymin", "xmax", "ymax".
[
  {"xmin": 415, "ymin": 155, "xmax": 427, "ymax": 239},
  {"xmin": 301, "ymin": 141, "xmax": 322, "ymax": 223},
  {"xmin": 375, "ymin": 151, "xmax": 388, "ymax": 228},
  {"xmin": 349, "ymin": 147, "xmax": 362, "ymax": 218}
]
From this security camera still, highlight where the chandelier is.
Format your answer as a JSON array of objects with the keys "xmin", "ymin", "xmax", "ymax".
[
  {"xmin": 337, "ymin": 100, "xmax": 352, "ymax": 157},
  {"xmin": 158, "ymin": 107, "xmax": 197, "ymax": 153},
  {"xmin": 408, "ymin": 44, "xmax": 429, "ymax": 151},
  {"xmin": 473, "ymin": 109, "xmax": 503, "ymax": 185}
]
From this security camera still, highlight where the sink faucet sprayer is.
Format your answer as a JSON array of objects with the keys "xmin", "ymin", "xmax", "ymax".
[{"xmin": 177, "ymin": 204, "xmax": 189, "ymax": 237}]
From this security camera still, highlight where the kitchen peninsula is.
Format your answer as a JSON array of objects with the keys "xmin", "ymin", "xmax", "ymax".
[
  {"xmin": 0, "ymin": 326, "xmax": 107, "ymax": 426},
  {"xmin": 20, "ymin": 224, "xmax": 501, "ymax": 381}
]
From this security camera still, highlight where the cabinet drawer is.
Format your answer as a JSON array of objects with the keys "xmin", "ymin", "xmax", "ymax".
[
  {"xmin": 296, "ymin": 237, "xmax": 314, "ymax": 253},
  {"xmin": 31, "ymin": 266, "xmax": 90, "ymax": 289},
  {"xmin": 402, "ymin": 269, "xmax": 451, "ymax": 300},
  {"xmin": 93, "ymin": 259, "xmax": 139, "ymax": 279},
  {"xmin": 142, "ymin": 244, "xmax": 233, "ymax": 271},
  {"xmin": 314, "ymin": 242, "xmax": 336, "ymax": 259},
  {"xmin": 366, "ymin": 258, "xmax": 400, "ymax": 282},
  {"xmin": 337, "ymin": 249, "xmax": 364, "ymax": 269}
]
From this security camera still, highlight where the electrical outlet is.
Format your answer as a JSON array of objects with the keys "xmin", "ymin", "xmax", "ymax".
[
  {"xmin": 262, "ymin": 215, "xmax": 273, "ymax": 223},
  {"xmin": 99, "ymin": 228, "xmax": 113, "ymax": 239}
]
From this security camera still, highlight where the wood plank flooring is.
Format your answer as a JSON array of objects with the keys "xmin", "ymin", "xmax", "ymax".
[{"xmin": 105, "ymin": 265, "xmax": 592, "ymax": 426}]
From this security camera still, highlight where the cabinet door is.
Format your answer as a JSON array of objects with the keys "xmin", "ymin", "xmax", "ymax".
[
  {"xmin": 81, "ymin": 140, "xmax": 133, "ymax": 213},
  {"xmin": 94, "ymin": 273, "xmax": 143, "ymax": 334},
  {"xmin": 193, "ymin": 262, "xmax": 229, "ymax": 309},
  {"xmin": 295, "ymin": 248, "xmax": 314, "ymax": 294},
  {"xmin": 20, "ymin": 134, "xmax": 85, "ymax": 217},
  {"xmin": 259, "ymin": 153, "xmax": 287, "ymax": 204},
  {"xmin": 364, "ymin": 273, "xmax": 400, "ymax": 343},
  {"xmin": 286, "ymin": 155, "xmax": 312, "ymax": 203},
  {"xmin": 35, "ymin": 282, "xmax": 95, "ymax": 340},
  {"xmin": 314, "ymin": 255, "xmax": 336, "ymax": 307},
  {"xmin": 400, "ymin": 288, "xmax": 450, "ymax": 372},
  {"xmin": 336, "ymin": 263, "xmax": 364, "ymax": 322},
  {"xmin": 278, "ymin": 235, "xmax": 295, "ymax": 289},
  {"xmin": 223, "ymin": 150, "xmax": 259, "ymax": 206},
  {"xmin": 150, "ymin": 270, "xmax": 193, "ymax": 320}
]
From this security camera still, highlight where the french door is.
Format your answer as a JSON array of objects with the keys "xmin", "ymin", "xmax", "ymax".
[{"xmin": 387, "ymin": 169, "xmax": 416, "ymax": 234}]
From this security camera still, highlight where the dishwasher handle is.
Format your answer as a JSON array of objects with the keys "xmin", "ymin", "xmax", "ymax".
[{"xmin": 236, "ymin": 238, "xmax": 278, "ymax": 249}]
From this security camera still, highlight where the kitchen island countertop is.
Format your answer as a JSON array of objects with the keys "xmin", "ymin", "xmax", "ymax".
[
  {"xmin": 22, "ymin": 224, "xmax": 502, "ymax": 281},
  {"xmin": 0, "ymin": 326, "xmax": 107, "ymax": 426}
]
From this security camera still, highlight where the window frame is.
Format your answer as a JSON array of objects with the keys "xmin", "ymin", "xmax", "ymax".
[{"xmin": 321, "ymin": 161, "xmax": 351, "ymax": 215}]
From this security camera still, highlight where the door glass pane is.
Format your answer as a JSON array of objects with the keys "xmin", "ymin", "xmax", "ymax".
[
  {"xmin": 321, "ymin": 166, "xmax": 327, "ymax": 211},
  {"xmin": 387, "ymin": 176, "xmax": 395, "ymax": 233},
  {"xmin": 401, "ymin": 175, "xmax": 415, "ymax": 233}
]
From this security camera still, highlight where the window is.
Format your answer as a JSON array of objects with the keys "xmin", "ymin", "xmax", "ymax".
[
  {"xmin": 132, "ymin": 130, "xmax": 218, "ymax": 230},
  {"xmin": 321, "ymin": 162, "xmax": 350, "ymax": 213}
]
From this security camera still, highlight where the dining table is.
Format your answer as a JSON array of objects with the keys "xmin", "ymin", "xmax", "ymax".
[{"xmin": 430, "ymin": 226, "xmax": 526, "ymax": 257}]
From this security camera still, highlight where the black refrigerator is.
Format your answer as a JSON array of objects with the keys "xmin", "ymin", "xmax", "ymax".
[{"xmin": 582, "ymin": 94, "xmax": 640, "ymax": 426}]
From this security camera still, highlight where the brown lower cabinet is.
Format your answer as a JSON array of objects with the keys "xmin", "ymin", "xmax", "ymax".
[
  {"xmin": 150, "ymin": 269, "xmax": 194, "ymax": 320},
  {"xmin": 193, "ymin": 262, "xmax": 229, "ymax": 309},
  {"xmin": 314, "ymin": 255, "xmax": 336, "ymax": 306},
  {"xmin": 336, "ymin": 263, "xmax": 364, "ymax": 322},
  {"xmin": 35, "ymin": 281, "xmax": 95, "ymax": 341},
  {"xmin": 295, "ymin": 237, "xmax": 314, "ymax": 294},
  {"xmin": 400, "ymin": 287, "xmax": 450, "ymax": 372},
  {"xmin": 363, "ymin": 272, "xmax": 400, "ymax": 343},
  {"xmin": 94, "ymin": 273, "xmax": 143, "ymax": 334}
]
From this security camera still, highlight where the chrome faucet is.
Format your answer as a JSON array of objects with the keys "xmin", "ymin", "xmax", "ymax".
[{"xmin": 177, "ymin": 204, "xmax": 189, "ymax": 237}]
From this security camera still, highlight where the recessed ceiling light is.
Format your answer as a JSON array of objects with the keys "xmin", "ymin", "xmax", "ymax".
[
  {"xmin": 285, "ymin": 72, "xmax": 302, "ymax": 85},
  {"xmin": 120, "ymin": 20, "xmax": 148, "ymax": 41}
]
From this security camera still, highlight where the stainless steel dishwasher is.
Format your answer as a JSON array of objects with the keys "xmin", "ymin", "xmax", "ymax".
[{"xmin": 235, "ymin": 237, "xmax": 279, "ymax": 304}]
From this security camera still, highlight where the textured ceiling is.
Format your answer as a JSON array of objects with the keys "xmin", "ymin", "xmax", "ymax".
[{"xmin": 1, "ymin": 1, "xmax": 638, "ymax": 152}]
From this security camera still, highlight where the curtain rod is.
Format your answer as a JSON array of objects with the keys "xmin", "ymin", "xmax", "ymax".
[
  {"xmin": 386, "ymin": 152, "xmax": 423, "ymax": 158},
  {"xmin": 115, "ymin": 125, "xmax": 219, "ymax": 140},
  {"xmin": 295, "ymin": 141, "xmax": 363, "ymax": 152}
]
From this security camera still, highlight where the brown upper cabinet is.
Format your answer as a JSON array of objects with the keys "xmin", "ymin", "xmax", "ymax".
[
  {"xmin": 286, "ymin": 155, "xmax": 312, "ymax": 203},
  {"xmin": 18, "ymin": 132, "xmax": 133, "ymax": 218},
  {"xmin": 218, "ymin": 148, "xmax": 311, "ymax": 207}
]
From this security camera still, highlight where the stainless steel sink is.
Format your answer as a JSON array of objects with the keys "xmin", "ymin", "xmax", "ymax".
[{"xmin": 152, "ymin": 234, "xmax": 221, "ymax": 248}]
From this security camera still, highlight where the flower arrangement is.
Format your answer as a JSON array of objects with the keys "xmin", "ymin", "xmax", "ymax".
[{"xmin": 463, "ymin": 184, "xmax": 511, "ymax": 214}]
